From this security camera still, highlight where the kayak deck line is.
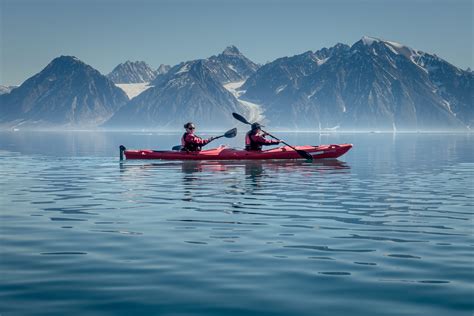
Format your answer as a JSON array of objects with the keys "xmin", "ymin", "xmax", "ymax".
[{"xmin": 119, "ymin": 144, "xmax": 352, "ymax": 161}]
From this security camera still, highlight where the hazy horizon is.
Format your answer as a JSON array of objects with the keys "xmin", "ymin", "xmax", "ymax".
[{"xmin": 1, "ymin": 127, "xmax": 471, "ymax": 133}]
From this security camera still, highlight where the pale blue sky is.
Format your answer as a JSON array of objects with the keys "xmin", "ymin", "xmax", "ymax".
[{"xmin": 1, "ymin": 0, "xmax": 472, "ymax": 85}]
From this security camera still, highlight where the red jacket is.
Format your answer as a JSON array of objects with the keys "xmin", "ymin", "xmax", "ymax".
[
  {"xmin": 181, "ymin": 132, "xmax": 211, "ymax": 152},
  {"xmin": 245, "ymin": 131, "xmax": 279, "ymax": 151}
]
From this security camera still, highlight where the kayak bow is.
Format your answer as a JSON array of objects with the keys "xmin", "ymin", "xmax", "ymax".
[{"xmin": 120, "ymin": 144, "xmax": 352, "ymax": 161}]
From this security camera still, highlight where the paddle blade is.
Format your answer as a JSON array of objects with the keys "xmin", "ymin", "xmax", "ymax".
[
  {"xmin": 224, "ymin": 128, "xmax": 237, "ymax": 138},
  {"xmin": 297, "ymin": 150, "xmax": 314, "ymax": 161},
  {"xmin": 172, "ymin": 145, "xmax": 182, "ymax": 151},
  {"xmin": 232, "ymin": 112, "xmax": 251, "ymax": 125}
]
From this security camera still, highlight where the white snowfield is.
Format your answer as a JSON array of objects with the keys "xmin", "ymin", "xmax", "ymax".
[
  {"xmin": 223, "ymin": 81, "xmax": 265, "ymax": 123},
  {"xmin": 0, "ymin": 85, "xmax": 17, "ymax": 95},
  {"xmin": 316, "ymin": 57, "xmax": 329, "ymax": 66},
  {"xmin": 175, "ymin": 64, "xmax": 190, "ymax": 75},
  {"xmin": 362, "ymin": 36, "xmax": 417, "ymax": 58},
  {"xmin": 116, "ymin": 83, "xmax": 153, "ymax": 99}
]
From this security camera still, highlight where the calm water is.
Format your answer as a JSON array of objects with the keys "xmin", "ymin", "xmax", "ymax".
[{"xmin": 0, "ymin": 131, "xmax": 473, "ymax": 316}]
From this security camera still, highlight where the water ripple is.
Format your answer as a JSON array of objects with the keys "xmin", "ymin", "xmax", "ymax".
[{"xmin": 1, "ymin": 132, "xmax": 473, "ymax": 316}]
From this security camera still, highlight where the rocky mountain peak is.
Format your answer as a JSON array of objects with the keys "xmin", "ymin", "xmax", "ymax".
[
  {"xmin": 222, "ymin": 45, "xmax": 241, "ymax": 56},
  {"xmin": 0, "ymin": 56, "xmax": 128, "ymax": 128},
  {"xmin": 107, "ymin": 61, "xmax": 157, "ymax": 83},
  {"xmin": 50, "ymin": 55, "xmax": 83, "ymax": 65},
  {"xmin": 43, "ymin": 55, "xmax": 91, "ymax": 74},
  {"xmin": 157, "ymin": 64, "xmax": 171, "ymax": 75}
]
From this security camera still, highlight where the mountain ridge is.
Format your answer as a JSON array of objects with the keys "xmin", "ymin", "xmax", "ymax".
[
  {"xmin": 241, "ymin": 37, "xmax": 472, "ymax": 130},
  {"xmin": 104, "ymin": 46, "xmax": 260, "ymax": 129},
  {"xmin": 1, "ymin": 40, "xmax": 472, "ymax": 131},
  {"xmin": 107, "ymin": 60, "xmax": 157, "ymax": 83}
]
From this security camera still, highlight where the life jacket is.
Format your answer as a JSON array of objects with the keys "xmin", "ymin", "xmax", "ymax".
[
  {"xmin": 245, "ymin": 130, "xmax": 262, "ymax": 151},
  {"xmin": 181, "ymin": 132, "xmax": 202, "ymax": 152}
]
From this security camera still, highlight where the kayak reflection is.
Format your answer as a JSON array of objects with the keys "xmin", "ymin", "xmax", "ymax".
[
  {"xmin": 180, "ymin": 160, "xmax": 350, "ymax": 189},
  {"xmin": 178, "ymin": 159, "xmax": 350, "ymax": 173},
  {"xmin": 120, "ymin": 159, "xmax": 350, "ymax": 184},
  {"xmin": 118, "ymin": 160, "xmax": 350, "ymax": 202},
  {"xmin": 119, "ymin": 159, "xmax": 350, "ymax": 175}
]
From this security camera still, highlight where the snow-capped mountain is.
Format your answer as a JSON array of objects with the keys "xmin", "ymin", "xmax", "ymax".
[
  {"xmin": 107, "ymin": 61, "xmax": 157, "ymax": 83},
  {"xmin": 1, "ymin": 40, "xmax": 471, "ymax": 130},
  {"xmin": 206, "ymin": 45, "xmax": 260, "ymax": 84},
  {"xmin": 104, "ymin": 46, "xmax": 259, "ymax": 129},
  {"xmin": 0, "ymin": 56, "xmax": 129, "ymax": 128},
  {"xmin": 152, "ymin": 45, "xmax": 259, "ymax": 86},
  {"xmin": 241, "ymin": 37, "xmax": 472, "ymax": 130},
  {"xmin": 104, "ymin": 58, "xmax": 245, "ymax": 129}
]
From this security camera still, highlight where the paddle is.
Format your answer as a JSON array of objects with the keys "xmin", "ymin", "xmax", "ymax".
[
  {"xmin": 232, "ymin": 112, "xmax": 313, "ymax": 161},
  {"xmin": 171, "ymin": 128, "xmax": 237, "ymax": 150}
]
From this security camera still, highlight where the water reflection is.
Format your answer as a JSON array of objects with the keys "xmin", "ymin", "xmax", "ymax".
[
  {"xmin": 119, "ymin": 160, "xmax": 350, "ymax": 201},
  {"xmin": 177, "ymin": 159, "xmax": 350, "ymax": 175},
  {"xmin": 119, "ymin": 159, "xmax": 350, "ymax": 178}
]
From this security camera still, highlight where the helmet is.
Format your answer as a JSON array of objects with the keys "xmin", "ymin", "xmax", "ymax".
[{"xmin": 251, "ymin": 122, "xmax": 263, "ymax": 130}]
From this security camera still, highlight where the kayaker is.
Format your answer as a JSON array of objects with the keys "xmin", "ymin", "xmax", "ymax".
[
  {"xmin": 245, "ymin": 123, "xmax": 280, "ymax": 151},
  {"xmin": 181, "ymin": 122, "xmax": 215, "ymax": 152}
]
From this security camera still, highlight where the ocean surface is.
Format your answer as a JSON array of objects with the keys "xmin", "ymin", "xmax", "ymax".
[{"xmin": 0, "ymin": 131, "xmax": 473, "ymax": 316}]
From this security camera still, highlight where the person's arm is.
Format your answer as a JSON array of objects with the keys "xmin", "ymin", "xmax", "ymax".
[
  {"xmin": 186, "ymin": 134, "xmax": 214, "ymax": 145},
  {"xmin": 251, "ymin": 134, "xmax": 280, "ymax": 146}
]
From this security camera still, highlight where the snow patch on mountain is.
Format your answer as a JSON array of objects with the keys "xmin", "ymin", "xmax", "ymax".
[
  {"xmin": 316, "ymin": 57, "xmax": 329, "ymax": 66},
  {"xmin": 0, "ymin": 85, "xmax": 17, "ymax": 95},
  {"xmin": 116, "ymin": 83, "xmax": 153, "ymax": 99},
  {"xmin": 176, "ymin": 64, "xmax": 190, "ymax": 75},
  {"xmin": 276, "ymin": 85, "xmax": 287, "ymax": 94},
  {"xmin": 224, "ymin": 81, "xmax": 265, "ymax": 123},
  {"xmin": 361, "ymin": 36, "xmax": 379, "ymax": 46},
  {"xmin": 360, "ymin": 36, "xmax": 435, "ymax": 73},
  {"xmin": 384, "ymin": 40, "xmax": 419, "ymax": 61},
  {"xmin": 228, "ymin": 64, "xmax": 237, "ymax": 72},
  {"xmin": 224, "ymin": 81, "xmax": 246, "ymax": 98}
]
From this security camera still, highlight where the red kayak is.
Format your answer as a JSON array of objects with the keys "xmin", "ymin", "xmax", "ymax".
[{"xmin": 120, "ymin": 144, "xmax": 352, "ymax": 160}]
